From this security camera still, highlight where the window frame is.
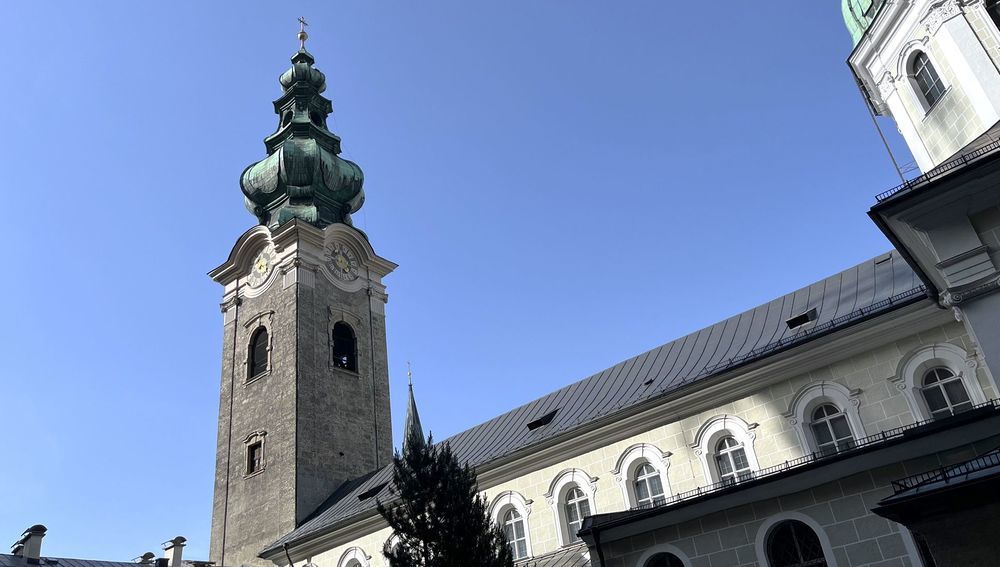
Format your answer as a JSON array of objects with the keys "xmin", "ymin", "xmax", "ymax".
[
  {"xmin": 785, "ymin": 381, "xmax": 865, "ymax": 456},
  {"xmin": 691, "ymin": 415, "xmax": 761, "ymax": 485},
  {"xmin": 908, "ymin": 51, "xmax": 947, "ymax": 111},
  {"xmin": 246, "ymin": 324, "xmax": 272, "ymax": 383},
  {"xmin": 331, "ymin": 321, "xmax": 359, "ymax": 373},
  {"xmin": 920, "ymin": 366, "xmax": 974, "ymax": 419},
  {"xmin": 489, "ymin": 491, "xmax": 534, "ymax": 560},
  {"xmin": 891, "ymin": 344, "xmax": 990, "ymax": 421},
  {"xmin": 243, "ymin": 430, "xmax": 267, "ymax": 478},
  {"xmin": 635, "ymin": 544, "xmax": 693, "ymax": 567},
  {"xmin": 809, "ymin": 404, "xmax": 856, "ymax": 455},
  {"xmin": 754, "ymin": 512, "xmax": 838, "ymax": 567},
  {"xmin": 336, "ymin": 547, "xmax": 371, "ymax": 567},
  {"xmin": 544, "ymin": 469, "xmax": 597, "ymax": 548},
  {"xmin": 612, "ymin": 443, "xmax": 672, "ymax": 509}
]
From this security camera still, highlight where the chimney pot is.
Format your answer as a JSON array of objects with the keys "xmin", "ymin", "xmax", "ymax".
[
  {"xmin": 161, "ymin": 536, "xmax": 185, "ymax": 567},
  {"xmin": 134, "ymin": 552, "xmax": 156, "ymax": 564},
  {"xmin": 14, "ymin": 525, "xmax": 46, "ymax": 564}
]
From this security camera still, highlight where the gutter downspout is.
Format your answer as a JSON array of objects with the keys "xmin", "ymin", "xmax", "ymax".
[
  {"xmin": 591, "ymin": 527, "xmax": 607, "ymax": 567},
  {"xmin": 283, "ymin": 543, "xmax": 295, "ymax": 567}
]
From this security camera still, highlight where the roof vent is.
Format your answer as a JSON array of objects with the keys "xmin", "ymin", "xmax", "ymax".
[
  {"xmin": 786, "ymin": 308, "xmax": 818, "ymax": 330},
  {"xmin": 527, "ymin": 409, "xmax": 558, "ymax": 431},
  {"xmin": 358, "ymin": 482, "xmax": 389, "ymax": 501}
]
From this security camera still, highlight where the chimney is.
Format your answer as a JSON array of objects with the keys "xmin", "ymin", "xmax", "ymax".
[
  {"xmin": 162, "ymin": 537, "xmax": 186, "ymax": 567},
  {"xmin": 12, "ymin": 525, "xmax": 46, "ymax": 564},
  {"xmin": 134, "ymin": 552, "xmax": 156, "ymax": 565}
]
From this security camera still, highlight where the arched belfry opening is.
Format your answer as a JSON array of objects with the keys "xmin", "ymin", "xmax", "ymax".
[{"xmin": 332, "ymin": 321, "xmax": 358, "ymax": 372}]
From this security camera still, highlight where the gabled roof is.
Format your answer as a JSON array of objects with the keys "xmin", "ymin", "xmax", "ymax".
[{"xmin": 263, "ymin": 251, "xmax": 927, "ymax": 555}]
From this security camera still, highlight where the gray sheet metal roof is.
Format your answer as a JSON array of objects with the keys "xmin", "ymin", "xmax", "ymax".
[
  {"xmin": 264, "ymin": 251, "xmax": 927, "ymax": 554},
  {"xmin": 0, "ymin": 556, "xmax": 139, "ymax": 567},
  {"xmin": 515, "ymin": 544, "xmax": 590, "ymax": 567}
]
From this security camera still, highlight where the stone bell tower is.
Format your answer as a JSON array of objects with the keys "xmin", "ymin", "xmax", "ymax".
[{"xmin": 208, "ymin": 26, "xmax": 395, "ymax": 567}]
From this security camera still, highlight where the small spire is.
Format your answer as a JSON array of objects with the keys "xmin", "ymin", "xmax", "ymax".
[
  {"xmin": 403, "ymin": 362, "xmax": 424, "ymax": 453},
  {"xmin": 297, "ymin": 17, "xmax": 309, "ymax": 50}
]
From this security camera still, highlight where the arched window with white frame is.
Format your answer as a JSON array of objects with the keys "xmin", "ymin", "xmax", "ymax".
[
  {"xmin": 337, "ymin": 547, "xmax": 370, "ymax": 567},
  {"xmin": 489, "ymin": 491, "xmax": 533, "ymax": 560},
  {"xmin": 891, "ymin": 344, "xmax": 990, "ymax": 422},
  {"xmin": 754, "ymin": 512, "xmax": 838, "ymax": 567},
  {"xmin": 908, "ymin": 51, "xmax": 946, "ymax": 110},
  {"xmin": 922, "ymin": 366, "xmax": 973, "ymax": 419},
  {"xmin": 809, "ymin": 404, "xmax": 855, "ymax": 454},
  {"xmin": 785, "ymin": 381, "xmax": 866, "ymax": 456},
  {"xmin": 544, "ymin": 469, "xmax": 597, "ymax": 547},
  {"xmin": 691, "ymin": 415, "xmax": 761, "ymax": 485},
  {"xmin": 611, "ymin": 443, "xmax": 672, "ymax": 509}
]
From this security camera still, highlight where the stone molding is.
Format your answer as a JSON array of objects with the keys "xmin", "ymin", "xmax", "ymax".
[
  {"xmin": 890, "ymin": 342, "xmax": 985, "ymax": 418},
  {"xmin": 783, "ymin": 381, "xmax": 866, "ymax": 453},
  {"xmin": 336, "ymin": 546, "xmax": 371, "ymax": 567},
  {"xmin": 922, "ymin": 0, "xmax": 963, "ymax": 36},
  {"xmin": 544, "ymin": 468, "xmax": 598, "ymax": 548},
  {"xmin": 689, "ymin": 415, "xmax": 760, "ymax": 484},
  {"xmin": 610, "ymin": 443, "xmax": 673, "ymax": 508}
]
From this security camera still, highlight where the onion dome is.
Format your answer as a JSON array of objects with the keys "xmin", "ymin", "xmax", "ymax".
[
  {"xmin": 241, "ymin": 29, "xmax": 364, "ymax": 230},
  {"xmin": 843, "ymin": 0, "xmax": 883, "ymax": 46}
]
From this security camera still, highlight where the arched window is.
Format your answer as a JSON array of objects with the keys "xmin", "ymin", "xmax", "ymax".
[
  {"xmin": 502, "ymin": 509, "xmax": 528, "ymax": 560},
  {"xmin": 910, "ymin": 52, "xmax": 946, "ymax": 109},
  {"xmin": 922, "ymin": 367, "xmax": 973, "ymax": 419},
  {"xmin": 248, "ymin": 327, "xmax": 269, "ymax": 380},
  {"xmin": 332, "ymin": 322, "xmax": 358, "ymax": 372},
  {"xmin": 634, "ymin": 462, "xmax": 666, "ymax": 508},
  {"xmin": 809, "ymin": 404, "xmax": 855, "ymax": 455},
  {"xmin": 715, "ymin": 436, "xmax": 752, "ymax": 483},
  {"xmin": 563, "ymin": 486, "xmax": 591, "ymax": 542},
  {"xmin": 766, "ymin": 520, "xmax": 828, "ymax": 567},
  {"xmin": 645, "ymin": 553, "xmax": 686, "ymax": 567}
]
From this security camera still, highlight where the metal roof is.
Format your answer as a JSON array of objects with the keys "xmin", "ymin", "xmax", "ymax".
[
  {"xmin": 264, "ymin": 251, "xmax": 927, "ymax": 554},
  {"xmin": 515, "ymin": 544, "xmax": 590, "ymax": 567},
  {"xmin": 0, "ymin": 556, "xmax": 139, "ymax": 567}
]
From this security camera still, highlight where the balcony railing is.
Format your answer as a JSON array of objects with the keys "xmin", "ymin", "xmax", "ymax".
[
  {"xmin": 875, "ymin": 137, "xmax": 1000, "ymax": 202},
  {"xmin": 889, "ymin": 446, "xmax": 1000, "ymax": 494},
  {"xmin": 623, "ymin": 398, "xmax": 1000, "ymax": 514}
]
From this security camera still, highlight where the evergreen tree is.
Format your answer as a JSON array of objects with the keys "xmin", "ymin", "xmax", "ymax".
[{"xmin": 377, "ymin": 427, "xmax": 515, "ymax": 567}]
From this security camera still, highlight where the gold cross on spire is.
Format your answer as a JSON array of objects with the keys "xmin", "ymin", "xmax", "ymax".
[
  {"xmin": 407, "ymin": 361, "xmax": 413, "ymax": 386},
  {"xmin": 297, "ymin": 17, "xmax": 309, "ymax": 50}
]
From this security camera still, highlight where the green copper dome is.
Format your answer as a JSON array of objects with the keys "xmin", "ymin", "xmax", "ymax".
[
  {"xmin": 241, "ymin": 47, "xmax": 364, "ymax": 230},
  {"xmin": 843, "ymin": 0, "xmax": 883, "ymax": 46}
]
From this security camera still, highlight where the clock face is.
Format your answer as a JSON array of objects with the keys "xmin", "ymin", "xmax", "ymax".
[
  {"xmin": 327, "ymin": 243, "xmax": 360, "ymax": 281},
  {"xmin": 248, "ymin": 247, "xmax": 276, "ymax": 288}
]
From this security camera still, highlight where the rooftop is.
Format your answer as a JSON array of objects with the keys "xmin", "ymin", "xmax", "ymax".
[{"xmin": 263, "ymin": 251, "xmax": 927, "ymax": 555}]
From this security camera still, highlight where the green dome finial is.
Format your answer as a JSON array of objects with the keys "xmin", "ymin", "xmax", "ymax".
[
  {"xmin": 842, "ymin": 0, "xmax": 882, "ymax": 46},
  {"xmin": 240, "ymin": 23, "xmax": 365, "ymax": 230}
]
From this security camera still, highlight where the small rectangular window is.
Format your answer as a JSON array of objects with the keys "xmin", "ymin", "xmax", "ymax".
[
  {"xmin": 527, "ymin": 409, "xmax": 559, "ymax": 431},
  {"xmin": 786, "ymin": 308, "xmax": 818, "ymax": 330},
  {"xmin": 358, "ymin": 482, "xmax": 389, "ymax": 501},
  {"xmin": 247, "ymin": 442, "xmax": 263, "ymax": 474}
]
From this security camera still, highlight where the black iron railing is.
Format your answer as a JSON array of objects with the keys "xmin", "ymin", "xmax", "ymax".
[
  {"xmin": 890, "ymin": 446, "xmax": 1000, "ymax": 494},
  {"xmin": 624, "ymin": 398, "xmax": 1000, "ymax": 513},
  {"xmin": 875, "ymin": 137, "xmax": 1000, "ymax": 202}
]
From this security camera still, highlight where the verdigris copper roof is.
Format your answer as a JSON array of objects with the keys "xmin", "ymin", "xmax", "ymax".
[
  {"xmin": 240, "ymin": 47, "xmax": 364, "ymax": 230},
  {"xmin": 263, "ymin": 251, "xmax": 927, "ymax": 555}
]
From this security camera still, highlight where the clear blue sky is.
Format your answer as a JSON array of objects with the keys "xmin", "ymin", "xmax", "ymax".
[{"xmin": 0, "ymin": 1, "xmax": 915, "ymax": 562}]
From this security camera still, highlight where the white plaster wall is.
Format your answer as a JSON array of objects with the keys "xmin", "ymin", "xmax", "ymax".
[{"xmin": 304, "ymin": 321, "xmax": 995, "ymax": 565}]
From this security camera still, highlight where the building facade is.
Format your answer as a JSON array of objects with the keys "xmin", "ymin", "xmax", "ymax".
[{"xmin": 209, "ymin": 4, "xmax": 1000, "ymax": 567}]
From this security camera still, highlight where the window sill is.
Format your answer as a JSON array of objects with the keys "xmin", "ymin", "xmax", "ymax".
[
  {"xmin": 920, "ymin": 86, "xmax": 952, "ymax": 120},
  {"xmin": 243, "ymin": 468, "xmax": 266, "ymax": 480},
  {"xmin": 245, "ymin": 371, "xmax": 271, "ymax": 386},
  {"xmin": 329, "ymin": 365, "xmax": 361, "ymax": 377}
]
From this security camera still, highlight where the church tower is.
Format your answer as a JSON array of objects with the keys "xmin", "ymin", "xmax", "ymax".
[
  {"xmin": 208, "ymin": 27, "xmax": 395, "ymax": 567},
  {"xmin": 847, "ymin": 0, "xmax": 1000, "ymax": 170}
]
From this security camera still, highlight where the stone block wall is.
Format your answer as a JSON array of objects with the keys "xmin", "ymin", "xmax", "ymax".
[{"xmin": 600, "ymin": 437, "xmax": 1000, "ymax": 567}]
